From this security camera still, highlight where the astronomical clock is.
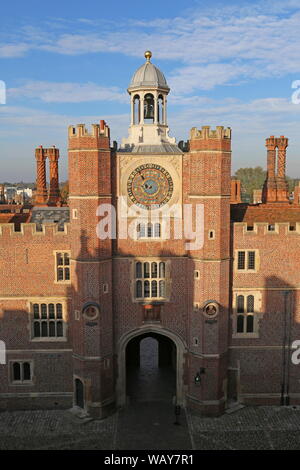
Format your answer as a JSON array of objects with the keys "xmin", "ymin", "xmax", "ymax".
[
  {"xmin": 127, "ymin": 163, "xmax": 174, "ymax": 210},
  {"xmin": 118, "ymin": 156, "xmax": 182, "ymax": 215}
]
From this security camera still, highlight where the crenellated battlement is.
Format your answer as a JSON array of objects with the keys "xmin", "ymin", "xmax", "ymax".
[
  {"xmin": 234, "ymin": 221, "xmax": 300, "ymax": 236},
  {"xmin": 68, "ymin": 120, "xmax": 110, "ymax": 139},
  {"xmin": 0, "ymin": 222, "xmax": 70, "ymax": 237},
  {"xmin": 190, "ymin": 125, "xmax": 231, "ymax": 140}
]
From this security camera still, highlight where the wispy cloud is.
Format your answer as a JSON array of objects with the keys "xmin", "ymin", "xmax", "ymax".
[
  {"xmin": 1, "ymin": 1, "xmax": 300, "ymax": 96},
  {"xmin": 8, "ymin": 81, "xmax": 127, "ymax": 103},
  {"xmin": 0, "ymin": 43, "xmax": 30, "ymax": 58}
]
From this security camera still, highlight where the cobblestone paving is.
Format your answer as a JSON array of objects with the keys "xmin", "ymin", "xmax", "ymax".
[
  {"xmin": 187, "ymin": 406, "xmax": 300, "ymax": 450},
  {"xmin": 0, "ymin": 409, "xmax": 116, "ymax": 450},
  {"xmin": 115, "ymin": 402, "xmax": 192, "ymax": 450},
  {"xmin": 1, "ymin": 406, "xmax": 300, "ymax": 450}
]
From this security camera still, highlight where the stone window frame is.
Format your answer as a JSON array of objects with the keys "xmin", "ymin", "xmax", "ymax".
[
  {"xmin": 234, "ymin": 249, "xmax": 260, "ymax": 273},
  {"xmin": 135, "ymin": 221, "xmax": 162, "ymax": 240},
  {"xmin": 29, "ymin": 299, "xmax": 67, "ymax": 342},
  {"xmin": 208, "ymin": 229, "xmax": 215, "ymax": 240},
  {"xmin": 9, "ymin": 360, "xmax": 34, "ymax": 385},
  {"xmin": 232, "ymin": 291, "xmax": 261, "ymax": 338},
  {"xmin": 132, "ymin": 258, "xmax": 171, "ymax": 302},
  {"xmin": 103, "ymin": 283, "xmax": 109, "ymax": 294},
  {"xmin": 266, "ymin": 223, "xmax": 279, "ymax": 233},
  {"xmin": 54, "ymin": 250, "xmax": 71, "ymax": 284}
]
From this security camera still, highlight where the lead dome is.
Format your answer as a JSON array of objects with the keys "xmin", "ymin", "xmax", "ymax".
[{"xmin": 128, "ymin": 51, "xmax": 169, "ymax": 92}]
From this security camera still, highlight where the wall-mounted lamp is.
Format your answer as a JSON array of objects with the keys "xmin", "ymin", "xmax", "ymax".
[{"xmin": 194, "ymin": 368, "xmax": 206, "ymax": 385}]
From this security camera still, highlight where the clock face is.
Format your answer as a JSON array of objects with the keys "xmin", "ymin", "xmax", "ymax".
[{"xmin": 127, "ymin": 163, "xmax": 173, "ymax": 209}]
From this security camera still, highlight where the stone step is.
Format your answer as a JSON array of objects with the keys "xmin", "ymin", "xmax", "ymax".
[{"xmin": 225, "ymin": 403, "xmax": 245, "ymax": 414}]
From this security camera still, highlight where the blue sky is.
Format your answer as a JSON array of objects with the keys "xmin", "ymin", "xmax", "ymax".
[{"xmin": 1, "ymin": 0, "xmax": 300, "ymax": 181}]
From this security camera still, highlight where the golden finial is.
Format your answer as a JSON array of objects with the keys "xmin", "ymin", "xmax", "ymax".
[{"xmin": 144, "ymin": 50, "xmax": 152, "ymax": 62}]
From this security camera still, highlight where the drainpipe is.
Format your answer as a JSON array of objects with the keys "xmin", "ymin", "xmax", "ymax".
[
  {"xmin": 281, "ymin": 291, "xmax": 290, "ymax": 406},
  {"xmin": 285, "ymin": 291, "xmax": 292, "ymax": 406}
]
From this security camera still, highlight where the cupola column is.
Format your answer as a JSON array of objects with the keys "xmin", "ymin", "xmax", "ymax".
[
  {"xmin": 130, "ymin": 96, "xmax": 134, "ymax": 126},
  {"xmin": 140, "ymin": 92, "xmax": 145, "ymax": 125},
  {"xmin": 154, "ymin": 91, "xmax": 158, "ymax": 125},
  {"xmin": 163, "ymin": 96, "xmax": 167, "ymax": 125}
]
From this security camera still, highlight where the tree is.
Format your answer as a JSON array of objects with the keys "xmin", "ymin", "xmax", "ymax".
[
  {"xmin": 234, "ymin": 167, "xmax": 300, "ymax": 202},
  {"xmin": 60, "ymin": 181, "xmax": 69, "ymax": 204},
  {"xmin": 234, "ymin": 167, "xmax": 266, "ymax": 203}
]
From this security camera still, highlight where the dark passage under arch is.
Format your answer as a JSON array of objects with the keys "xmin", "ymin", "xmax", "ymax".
[{"xmin": 126, "ymin": 333, "xmax": 176, "ymax": 403}]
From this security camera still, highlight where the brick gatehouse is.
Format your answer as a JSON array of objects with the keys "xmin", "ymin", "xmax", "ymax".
[{"xmin": 1, "ymin": 51, "xmax": 300, "ymax": 417}]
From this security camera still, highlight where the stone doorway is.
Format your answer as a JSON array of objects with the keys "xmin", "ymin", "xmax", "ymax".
[
  {"xmin": 75, "ymin": 378, "xmax": 84, "ymax": 409},
  {"xmin": 126, "ymin": 334, "xmax": 176, "ymax": 403},
  {"xmin": 117, "ymin": 327, "xmax": 187, "ymax": 407}
]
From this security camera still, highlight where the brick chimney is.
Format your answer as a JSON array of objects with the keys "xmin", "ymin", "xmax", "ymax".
[
  {"xmin": 262, "ymin": 136, "xmax": 277, "ymax": 203},
  {"xmin": 47, "ymin": 146, "xmax": 60, "ymax": 206},
  {"xmin": 262, "ymin": 135, "xmax": 289, "ymax": 204},
  {"xmin": 35, "ymin": 146, "xmax": 48, "ymax": 205},
  {"xmin": 276, "ymin": 136, "xmax": 289, "ymax": 202},
  {"xmin": 230, "ymin": 179, "xmax": 241, "ymax": 203}
]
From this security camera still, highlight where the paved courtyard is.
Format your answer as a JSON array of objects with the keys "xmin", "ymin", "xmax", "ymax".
[{"xmin": 1, "ymin": 404, "xmax": 300, "ymax": 450}]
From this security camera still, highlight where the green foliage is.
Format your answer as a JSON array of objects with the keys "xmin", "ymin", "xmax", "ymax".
[
  {"xmin": 234, "ymin": 167, "xmax": 266, "ymax": 203},
  {"xmin": 234, "ymin": 167, "xmax": 300, "ymax": 203}
]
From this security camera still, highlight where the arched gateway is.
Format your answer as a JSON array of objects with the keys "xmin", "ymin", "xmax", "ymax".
[
  {"xmin": 68, "ymin": 51, "xmax": 231, "ymax": 419},
  {"xmin": 117, "ymin": 326, "xmax": 187, "ymax": 407}
]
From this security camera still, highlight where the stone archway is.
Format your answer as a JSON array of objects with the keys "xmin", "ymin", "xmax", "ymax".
[{"xmin": 117, "ymin": 326, "xmax": 187, "ymax": 407}]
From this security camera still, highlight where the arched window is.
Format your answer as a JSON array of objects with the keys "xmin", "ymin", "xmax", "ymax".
[
  {"xmin": 140, "ymin": 223, "xmax": 146, "ymax": 237},
  {"xmin": 154, "ymin": 223, "xmax": 161, "ymax": 237},
  {"xmin": 33, "ymin": 304, "xmax": 39, "ymax": 319},
  {"xmin": 41, "ymin": 304, "xmax": 47, "ymax": 319},
  {"xmin": 144, "ymin": 280, "xmax": 150, "ymax": 297},
  {"xmin": 57, "ymin": 321, "xmax": 63, "ymax": 337},
  {"xmin": 136, "ymin": 280, "xmax": 142, "ymax": 298},
  {"xmin": 136, "ymin": 222, "xmax": 161, "ymax": 239},
  {"xmin": 13, "ymin": 362, "xmax": 21, "ymax": 381},
  {"xmin": 48, "ymin": 304, "xmax": 55, "ymax": 319},
  {"xmin": 56, "ymin": 304, "xmax": 63, "ymax": 319},
  {"xmin": 247, "ymin": 295, "xmax": 254, "ymax": 313},
  {"xmin": 34, "ymin": 322, "xmax": 40, "ymax": 337},
  {"xmin": 144, "ymin": 262, "xmax": 150, "ymax": 278},
  {"xmin": 235, "ymin": 294, "xmax": 257, "ymax": 335},
  {"xmin": 144, "ymin": 93, "xmax": 154, "ymax": 123},
  {"xmin": 159, "ymin": 262, "xmax": 165, "ymax": 278},
  {"xmin": 49, "ymin": 321, "xmax": 56, "ymax": 337},
  {"xmin": 151, "ymin": 280, "xmax": 157, "ymax": 297},
  {"xmin": 12, "ymin": 361, "xmax": 32, "ymax": 383},
  {"xmin": 137, "ymin": 223, "xmax": 146, "ymax": 239},
  {"xmin": 56, "ymin": 252, "xmax": 70, "ymax": 282},
  {"xmin": 133, "ymin": 95, "xmax": 140, "ymax": 124},
  {"xmin": 158, "ymin": 95, "xmax": 164, "ymax": 123},
  {"xmin": 136, "ymin": 262, "xmax": 142, "ymax": 278},
  {"xmin": 237, "ymin": 295, "xmax": 244, "ymax": 313},
  {"xmin": 151, "ymin": 262, "xmax": 158, "ymax": 278},
  {"xmin": 246, "ymin": 315, "xmax": 254, "ymax": 333},
  {"xmin": 147, "ymin": 223, "xmax": 153, "ymax": 238},
  {"xmin": 31, "ymin": 303, "xmax": 65, "ymax": 339},
  {"xmin": 23, "ymin": 363, "xmax": 31, "ymax": 381},
  {"xmin": 41, "ymin": 321, "xmax": 48, "ymax": 337},
  {"xmin": 159, "ymin": 280, "xmax": 165, "ymax": 297},
  {"xmin": 134, "ymin": 261, "xmax": 167, "ymax": 300},
  {"xmin": 237, "ymin": 315, "xmax": 244, "ymax": 333}
]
